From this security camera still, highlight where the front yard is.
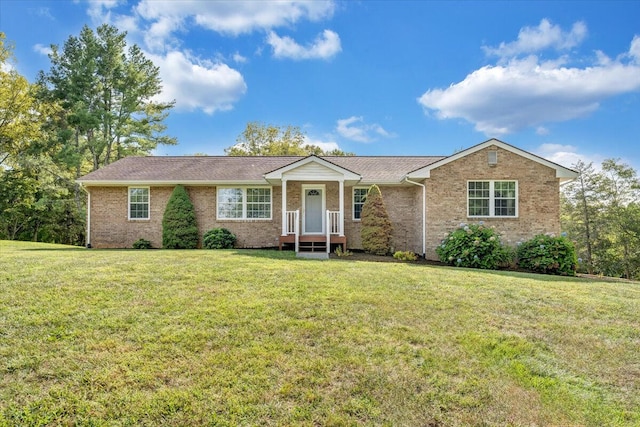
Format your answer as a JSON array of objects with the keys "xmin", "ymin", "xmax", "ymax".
[{"xmin": 0, "ymin": 241, "xmax": 638, "ymax": 426}]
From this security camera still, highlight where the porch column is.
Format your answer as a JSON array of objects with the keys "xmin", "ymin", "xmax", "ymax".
[
  {"xmin": 281, "ymin": 179, "xmax": 287, "ymax": 236},
  {"xmin": 338, "ymin": 179, "xmax": 344, "ymax": 236}
]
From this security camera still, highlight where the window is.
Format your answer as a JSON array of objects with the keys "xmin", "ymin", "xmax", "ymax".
[
  {"xmin": 353, "ymin": 187, "xmax": 368, "ymax": 220},
  {"xmin": 128, "ymin": 187, "xmax": 149, "ymax": 220},
  {"xmin": 217, "ymin": 187, "xmax": 271, "ymax": 220},
  {"xmin": 467, "ymin": 181, "xmax": 517, "ymax": 217}
]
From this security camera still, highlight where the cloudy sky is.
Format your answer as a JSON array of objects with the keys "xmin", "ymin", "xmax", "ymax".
[{"xmin": 2, "ymin": 0, "xmax": 639, "ymax": 170}]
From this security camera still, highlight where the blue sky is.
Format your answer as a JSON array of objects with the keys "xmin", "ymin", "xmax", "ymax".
[{"xmin": 2, "ymin": 0, "xmax": 640, "ymax": 170}]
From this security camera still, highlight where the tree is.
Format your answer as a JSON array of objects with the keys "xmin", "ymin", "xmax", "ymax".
[
  {"xmin": 561, "ymin": 161, "xmax": 606, "ymax": 273},
  {"xmin": 40, "ymin": 24, "xmax": 176, "ymax": 173},
  {"xmin": 360, "ymin": 185, "xmax": 393, "ymax": 255},
  {"xmin": 162, "ymin": 185, "xmax": 199, "ymax": 249},
  {"xmin": 0, "ymin": 32, "xmax": 44, "ymax": 167},
  {"xmin": 562, "ymin": 158, "xmax": 640, "ymax": 279},
  {"xmin": 226, "ymin": 122, "xmax": 353, "ymax": 156}
]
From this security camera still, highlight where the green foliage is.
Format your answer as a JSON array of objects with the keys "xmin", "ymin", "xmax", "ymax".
[
  {"xmin": 132, "ymin": 238, "xmax": 152, "ymax": 249},
  {"xmin": 162, "ymin": 185, "xmax": 199, "ymax": 249},
  {"xmin": 517, "ymin": 234, "xmax": 577, "ymax": 276},
  {"xmin": 40, "ymin": 24, "xmax": 175, "ymax": 172},
  {"xmin": 436, "ymin": 222, "xmax": 511, "ymax": 269},
  {"xmin": 562, "ymin": 158, "xmax": 640, "ymax": 279},
  {"xmin": 334, "ymin": 246, "xmax": 353, "ymax": 257},
  {"xmin": 226, "ymin": 122, "xmax": 353, "ymax": 156},
  {"xmin": 203, "ymin": 228, "xmax": 237, "ymax": 249},
  {"xmin": 393, "ymin": 250, "xmax": 418, "ymax": 261},
  {"xmin": 360, "ymin": 185, "xmax": 393, "ymax": 256}
]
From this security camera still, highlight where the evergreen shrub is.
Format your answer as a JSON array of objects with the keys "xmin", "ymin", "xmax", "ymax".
[
  {"xmin": 162, "ymin": 185, "xmax": 199, "ymax": 249},
  {"xmin": 203, "ymin": 228, "xmax": 236, "ymax": 249},
  {"xmin": 360, "ymin": 185, "xmax": 393, "ymax": 256},
  {"xmin": 132, "ymin": 238, "xmax": 152, "ymax": 249}
]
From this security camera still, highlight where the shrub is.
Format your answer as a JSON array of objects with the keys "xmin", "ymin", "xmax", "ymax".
[
  {"xmin": 132, "ymin": 238, "xmax": 152, "ymax": 249},
  {"xmin": 334, "ymin": 246, "xmax": 353, "ymax": 257},
  {"xmin": 517, "ymin": 234, "xmax": 577, "ymax": 276},
  {"xmin": 360, "ymin": 185, "xmax": 393, "ymax": 256},
  {"xmin": 203, "ymin": 228, "xmax": 236, "ymax": 249},
  {"xmin": 162, "ymin": 185, "xmax": 199, "ymax": 249},
  {"xmin": 393, "ymin": 250, "xmax": 418, "ymax": 261},
  {"xmin": 436, "ymin": 222, "xmax": 511, "ymax": 269}
]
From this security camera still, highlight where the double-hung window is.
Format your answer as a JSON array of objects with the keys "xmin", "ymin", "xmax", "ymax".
[
  {"xmin": 217, "ymin": 187, "xmax": 271, "ymax": 220},
  {"xmin": 128, "ymin": 187, "xmax": 149, "ymax": 220},
  {"xmin": 353, "ymin": 187, "xmax": 368, "ymax": 220},
  {"xmin": 468, "ymin": 180, "xmax": 517, "ymax": 217}
]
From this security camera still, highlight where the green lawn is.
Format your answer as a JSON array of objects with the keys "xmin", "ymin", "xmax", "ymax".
[{"xmin": 1, "ymin": 241, "xmax": 639, "ymax": 426}]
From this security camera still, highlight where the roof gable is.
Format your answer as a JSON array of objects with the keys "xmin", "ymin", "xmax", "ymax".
[
  {"xmin": 264, "ymin": 156, "xmax": 361, "ymax": 182},
  {"xmin": 406, "ymin": 138, "xmax": 579, "ymax": 180}
]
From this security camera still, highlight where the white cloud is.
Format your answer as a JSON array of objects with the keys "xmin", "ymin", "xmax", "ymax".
[
  {"xmin": 336, "ymin": 116, "xmax": 394, "ymax": 143},
  {"xmin": 233, "ymin": 52, "xmax": 248, "ymax": 64},
  {"xmin": 267, "ymin": 29, "xmax": 341, "ymax": 60},
  {"xmin": 147, "ymin": 50, "xmax": 247, "ymax": 114},
  {"xmin": 304, "ymin": 136, "xmax": 340, "ymax": 152},
  {"xmin": 629, "ymin": 35, "xmax": 640, "ymax": 63},
  {"xmin": 133, "ymin": 0, "xmax": 335, "ymax": 50},
  {"xmin": 535, "ymin": 143, "xmax": 605, "ymax": 170},
  {"xmin": 483, "ymin": 19, "xmax": 587, "ymax": 59},
  {"xmin": 419, "ymin": 22, "xmax": 640, "ymax": 136},
  {"xmin": 33, "ymin": 43, "xmax": 52, "ymax": 56}
]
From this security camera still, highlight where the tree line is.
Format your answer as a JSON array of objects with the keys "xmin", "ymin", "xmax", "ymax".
[{"xmin": 1, "ymin": 26, "xmax": 639, "ymax": 279}]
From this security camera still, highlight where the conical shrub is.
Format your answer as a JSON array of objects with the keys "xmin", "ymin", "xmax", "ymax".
[
  {"xmin": 162, "ymin": 185, "xmax": 199, "ymax": 249},
  {"xmin": 360, "ymin": 184, "xmax": 393, "ymax": 255}
]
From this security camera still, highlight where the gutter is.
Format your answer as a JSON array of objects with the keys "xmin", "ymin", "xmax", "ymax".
[{"xmin": 404, "ymin": 177, "xmax": 426, "ymax": 258}]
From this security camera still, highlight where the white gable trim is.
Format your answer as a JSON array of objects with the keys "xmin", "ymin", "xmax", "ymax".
[
  {"xmin": 264, "ymin": 155, "xmax": 361, "ymax": 182},
  {"xmin": 406, "ymin": 138, "xmax": 579, "ymax": 180}
]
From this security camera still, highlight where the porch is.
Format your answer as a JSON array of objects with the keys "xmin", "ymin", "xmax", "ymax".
[{"xmin": 278, "ymin": 210, "xmax": 346, "ymax": 258}]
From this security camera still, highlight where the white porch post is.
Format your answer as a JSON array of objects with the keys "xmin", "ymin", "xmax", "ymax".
[
  {"xmin": 338, "ymin": 179, "xmax": 344, "ymax": 236},
  {"xmin": 281, "ymin": 179, "xmax": 287, "ymax": 236}
]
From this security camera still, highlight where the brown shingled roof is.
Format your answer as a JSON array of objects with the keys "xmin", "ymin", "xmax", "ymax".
[{"xmin": 77, "ymin": 155, "xmax": 446, "ymax": 185}]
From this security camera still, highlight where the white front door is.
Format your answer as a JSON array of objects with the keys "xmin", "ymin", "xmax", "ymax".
[{"xmin": 303, "ymin": 185, "xmax": 325, "ymax": 234}]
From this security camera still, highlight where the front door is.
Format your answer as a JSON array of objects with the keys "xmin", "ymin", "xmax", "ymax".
[{"xmin": 303, "ymin": 186, "xmax": 325, "ymax": 234}]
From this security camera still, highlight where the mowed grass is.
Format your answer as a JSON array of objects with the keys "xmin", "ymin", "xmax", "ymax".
[{"xmin": 0, "ymin": 241, "xmax": 639, "ymax": 426}]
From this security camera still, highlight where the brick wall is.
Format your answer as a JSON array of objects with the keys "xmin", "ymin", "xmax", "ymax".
[
  {"xmin": 423, "ymin": 145, "xmax": 561, "ymax": 259},
  {"xmin": 88, "ymin": 185, "xmax": 283, "ymax": 249}
]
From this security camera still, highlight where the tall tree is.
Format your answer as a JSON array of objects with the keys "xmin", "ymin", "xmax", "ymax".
[
  {"xmin": 562, "ymin": 158, "xmax": 640, "ymax": 279},
  {"xmin": 561, "ymin": 161, "xmax": 605, "ymax": 273},
  {"xmin": 226, "ymin": 122, "xmax": 353, "ymax": 156},
  {"xmin": 0, "ymin": 32, "xmax": 43, "ymax": 167},
  {"xmin": 40, "ymin": 24, "xmax": 176, "ymax": 174}
]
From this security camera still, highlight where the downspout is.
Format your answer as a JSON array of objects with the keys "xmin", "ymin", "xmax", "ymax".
[
  {"xmin": 80, "ymin": 185, "xmax": 91, "ymax": 248},
  {"xmin": 405, "ymin": 177, "xmax": 426, "ymax": 258}
]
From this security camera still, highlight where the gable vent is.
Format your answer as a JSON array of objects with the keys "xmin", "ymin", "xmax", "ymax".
[{"xmin": 488, "ymin": 150, "xmax": 498, "ymax": 166}]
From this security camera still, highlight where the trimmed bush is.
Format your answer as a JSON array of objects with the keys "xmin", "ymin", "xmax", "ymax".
[
  {"xmin": 437, "ymin": 222, "xmax": 511, "ymax": 269},
  {"xmin": 132, "ymin": 238, "xmax": 152, "ymax": 249},
  {"xmin": 517, "ymin": 234, "xmax": 577, "ymax": 276},
  {"xmin": 360, "ymin": 185, "xmax": 393, "ymax": 256},
  {"xmin": 203, "ymin": 228, "xmax": 237, "ymax": 249},
  {"xmin": 162, "ymin": 185, "xmax": 199, "ymax": 249}
]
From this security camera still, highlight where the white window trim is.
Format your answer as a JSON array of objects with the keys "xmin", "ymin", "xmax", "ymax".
[
  {"xmin": 128, "ymin": 186, "xmax": 150, "ymax": 220},
  {"xmin": 352, "ymin": 186, "xmax": 369, "ymax": 221},
  {"xmin": 216, "ymin": 186, "xmax": 273, "ymax": 221},
  {"xmin": 467, "ymin": 180, "xmax": 518, "ymax": 218}
]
